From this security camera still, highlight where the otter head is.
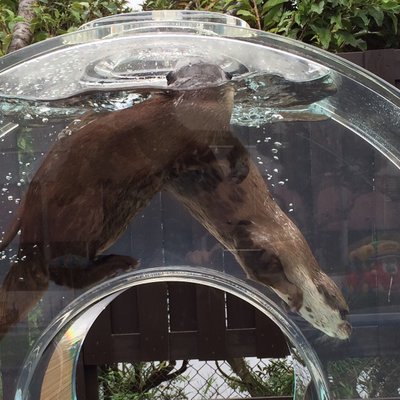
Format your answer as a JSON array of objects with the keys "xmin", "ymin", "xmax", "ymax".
[
  {"xmin": 267, "ymin": 229, "xmax": 351, "ymax": 340},
  {"xmin": 166, "ymin": 60, "xmax": 234, "ymax": 131},
  {"xmin": 166, "ymin": 59, "xmax": 232, "ymax": 90},
  {"xmin": 236, "ymin": 219, "xmax": 352, "ymax": 340}
]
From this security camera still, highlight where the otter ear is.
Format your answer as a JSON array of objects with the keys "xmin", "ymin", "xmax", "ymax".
[{"xmin": 166, "ymin": 71, "xmax": 176, "ymax": 86}]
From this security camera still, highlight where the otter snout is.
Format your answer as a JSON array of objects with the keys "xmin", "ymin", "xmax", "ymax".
[
  {"xmin": 292, "ymin": 270, "xmax": 352, "ymax": 340},
  {"xmin": 338, "ymin": 320, "xmax": 352, "ymax": 339}
]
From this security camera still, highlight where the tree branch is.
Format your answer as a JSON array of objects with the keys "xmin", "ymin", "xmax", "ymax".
[
  {"xmin": 7, "ymin": 0, "xmax": 36, "ymax": 53},
  {"xmin": 226, "ymin": 357, "xmax": 266, "ymax": 397},
  {"xmin": 142, "ymin": 360, "xmax": 189, "ymax": 392}
]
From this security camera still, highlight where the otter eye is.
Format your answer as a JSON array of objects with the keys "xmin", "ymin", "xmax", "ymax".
[{"xmin": 339, "ymin": 308, "xmax": 349, "ymax": 320}]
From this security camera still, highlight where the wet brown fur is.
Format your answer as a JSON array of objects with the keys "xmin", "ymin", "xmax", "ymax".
[{"xmin": 0, "ymin": 63, "xmax": 351, "ymax": 340}]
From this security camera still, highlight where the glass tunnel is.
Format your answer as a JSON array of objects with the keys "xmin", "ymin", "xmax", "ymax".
[{"xmin": 0, "ymin": 10, "xmax": 399, "ymax": 400}]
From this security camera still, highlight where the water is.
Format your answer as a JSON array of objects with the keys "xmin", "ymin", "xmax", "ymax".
[{"xmin": 1, "ymin": 69, "xmax": 400, "ymax": 400}]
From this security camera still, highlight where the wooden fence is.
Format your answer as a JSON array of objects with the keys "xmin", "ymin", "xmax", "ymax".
[{"xmin": 76, "ymin": 282, "xmax": 291, "ymax": 399}]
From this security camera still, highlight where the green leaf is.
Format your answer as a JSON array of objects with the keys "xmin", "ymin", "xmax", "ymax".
[
  {"xmin": 3, "ymin": 8, "xmax": 15, "ymax": 19},
  {"xmin": 263, "ymin": 0, "xmax": 287, "ymax": 12},
  {"xmin": 70, "ymin": 9, "xmax": 82, "ymax": 21},
  {"xmin": 368, "ymin": 6, "xmax": 384, "ymax": 26},
  {"xmin": 381, "ymin": 0, "xmax": 400, "ymax": 11},
  {"xmin": 294, "ymin": 12, "xmax": 303, "ymax": 26},
  {"xmin": 335, "ymin": 30, "xmax": 367, "ymax": 50},
  {"xmin": 262, "ymin": 4, "xmax": 284, "ymax": 28},
  {"xmin": 388, "ymin": 12, "xmax": 398, "ymax": 34},
  {"xmin": 355, "ymin": 9, "xmax": 369, "ymax": 27},
  {"xmin": 34, "ymin": 31, "xmax": 49, "ymax": 42},
  {"xmin": 330, "ymin": 13, "xmax": 343, "ymax": 30},
  {"xmin": 311, "ymin": 24, "xmax": 331, "ymax": 49},
  {"xmin": 310, "ymin": 0, "xmax": 324, "ymax": 15},
  {"xmin": 237, "ymin": 9, "xmax": 255, "ymax": 18}
]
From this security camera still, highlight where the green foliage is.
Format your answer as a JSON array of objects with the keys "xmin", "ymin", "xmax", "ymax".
[
  {"xmin": 0, "ymin": 0, "xmax": 132, "ymax": 55},
  {"xmin": 225, "ymin": 358, "xmax": 294, "ymax": 396},
  {"xmin": 99, "ymin": 362, "xmax": 188, "ymax": 399},
  {"xmin": 142, "ymin": 0, "xmax": 400, "ymax": 52},
  {"xmin": 0, "ymin": 0, "xmax": 22, "ymax": 55},
  {"xmin": 328, "ymin": 357, "xmax": 400, "ymax": 398},
  {"xmin": 1, "ymin": 0, "xmax": 398, "ymax": 53},
  {"xmin": 262, "ymin": 0, "xmax": 400, "ymax": 51},
  {"xmin": 255, "ymin": 359, "xmax": 293, "ymax": 395},
  {"xmin": 99, "ymin": 358, "xmax": 293, "ymax": 399},
  {"xmin": 30, "ymin": 0, "xmax": 132, "ymax": 40}
]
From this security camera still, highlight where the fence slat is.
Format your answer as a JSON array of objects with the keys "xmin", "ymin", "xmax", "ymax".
[
  {"xmin": 196, "ymin": 285, "xmax": 227, "ymax": 360},
  {"xmin": 169, "ymin": 282, "xmax": 197, "ymax": 331},
  {"xmin": 111, "ymin": 286, "xmax": 139, "ymax": 334},
  {"xmin": 226, "ymin": 292, "xmax": 255, "ymax": 329},
  {"xmin": 255, "ymin": 310, "xmax": 289, "ymax": 358},
  {"xmin": 137, "ymin": 283, "xmax": 169, "ymax": 361}
]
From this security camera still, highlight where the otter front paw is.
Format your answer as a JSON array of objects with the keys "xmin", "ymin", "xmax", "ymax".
[
  {"xmin": 49, "ymin": 254, "xmax": 138, "ymax": 288},
  {"xmin": 227, "ymin": 143, "xmax": 250, "ymax": 184}
]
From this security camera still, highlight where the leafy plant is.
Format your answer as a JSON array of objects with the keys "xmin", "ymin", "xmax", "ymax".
[
  {"xmin": 0, "ymin": 0, "xmax": 132, "ymax": 55},
  {"xmin": 141, "ymin": 0, "xmax": 400, "ymax": 52},
  {"xmin": 221, "ymin": 357, "xmax": 294, "ymax": 397},
  {"xmin": 328, "ymin": 357, "xmax": 400, "ymax": 398},
  {"xmin": 98, "ymin": 361, "xmax": 189, "ymax": 399},
  {"xmin": 261, "ymin": 0, "xmax": 400, "ymax": 51},
  {"xmin": 30, "ymin": 0, "xmax": 132, "ymax": 41},
  {"xmin": 0, "ymin": 1, "xmax": 23, "ymax": 55},
  {"xmin": 98, "ymin": 358, "xmax": 294, "ymax": 399}
]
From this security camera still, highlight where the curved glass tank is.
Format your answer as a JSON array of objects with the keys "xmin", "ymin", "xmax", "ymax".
[{"xmin": 0, "ymin": 10, "xmax": 399, "ymax": 400}]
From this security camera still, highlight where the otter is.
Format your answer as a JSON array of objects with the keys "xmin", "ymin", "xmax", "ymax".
[{"xmin": 0, "ymin": 61, "xmax": 350, "ymax": 340}]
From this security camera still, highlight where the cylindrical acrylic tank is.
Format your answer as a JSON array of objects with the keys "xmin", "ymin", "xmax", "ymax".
[{"xmin": 0, "ymin": 10, "xmax": 399, "ymax": 400}]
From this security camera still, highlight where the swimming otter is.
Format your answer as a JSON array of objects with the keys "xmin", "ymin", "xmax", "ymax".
[{"xmin": 0, "ymin": 61, "xmax": 350, "ymax": 340}]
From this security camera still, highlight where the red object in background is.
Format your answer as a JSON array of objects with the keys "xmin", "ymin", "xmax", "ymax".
[{"xmin": 347, "ymin": 256, "xmax": 400, "ymax": 293}]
